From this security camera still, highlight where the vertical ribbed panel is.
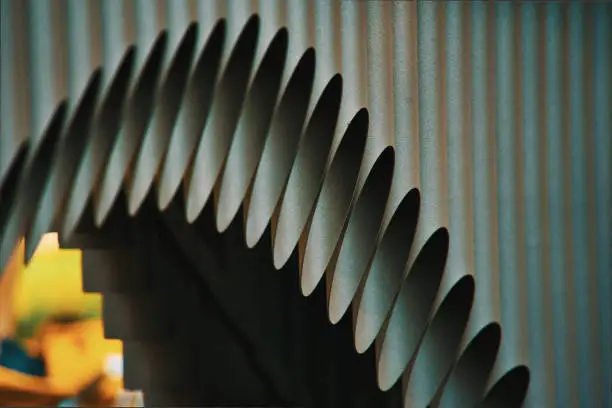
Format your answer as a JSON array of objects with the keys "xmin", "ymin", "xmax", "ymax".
[{"xmin": 1, "ymin": 2, "xmax": 610, "ymax": 407}]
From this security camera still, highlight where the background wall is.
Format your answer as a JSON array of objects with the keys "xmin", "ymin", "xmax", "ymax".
[{"xmin": 0, "ymin": 1, "xmax": 610, "ymax": 407}]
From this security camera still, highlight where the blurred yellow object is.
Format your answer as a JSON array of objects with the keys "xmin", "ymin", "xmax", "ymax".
[
  {"xmin": 0, "ymin": 240, "xmax": 23, "ymax": 340},
  {"xmin": 0, "ymin": 235, "xmax": 125, "ymax": 406},
  {"xmin": 36, "ymin": 318, "xmax": 122, "ymax": 392},
  {"xmin": 0, "ymin": 365, "xmax": 74, "ymax": 406},
  {"xmin": 0, "ymin": 318, "xmax": 122, "ymax": 406},
  {"xmin": 13, "ymin": 234, "xmax": 102, "ymax": 334}
]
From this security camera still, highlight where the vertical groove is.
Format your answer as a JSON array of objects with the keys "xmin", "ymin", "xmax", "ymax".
[
  {"xmin": 416, "ymin": 0, "xmax": 448, "ymax": 254},
  {"xmin": 28, "ymin": 0, "xmax": 55, "ymax": 147},
  {"xmin": 197, "ymin": 0, "xmax": 220, "ymax": 43},
  {"xmin": 494, "ymin": 3, "xmax": 529, "ymax": 379},
  {"xmin": 581, "ymin": 6, "xmax": 599, "ymax": 407},
  {"xmin": 390, "ymin": 0, "xmax": 419, "ymax": 218},
  {"xmin": 513, "ymin": 5, "xmax": 528, "ymax": 373},
  {"xmin": 470, "ymin": 1, "xmax": 503, "ymax": 375},
  {"xmin": 445, "ymin": 3, "xmax": 465, "ymax": 273},
  {"xmin": 536, "ymin": 7, "xmax": 557, "ymax": 408},
  {"xmin": 0, "ymin": 0, "xmax": 17, "ymax": 177},
  {"xmin": 445, "ymin": 0, "xmax": 477, "ymax": 335},
  {"xmin": 544, "ymin": 4, "xmax": 567, "ymax": 408},
  {"xmin": 314, "ymin": 0, "xmax": 343, "ymax": 161},
  {"xmin": 66, "ymin": 0, "xmax": 93, "ymax": 101},
  {"xmin": 567, "ymin": 4, "xmax": 592, "ymax": 407},
  {"xmin": 286, "ymin": 0, "xmax": 313, "ymax": 52},
  {"xmin": 258, "ymin": 0, "xmax": 281, "ymax": 45},
  {"xmin": 123, "ymin": 0, "xmax": 136, "ymax": 48},
  {"xmin": 314, "ymin": 0, "xmax": 340, "ymax": 134},
  {"xmin": 226, "ymin": 0, "xmax": 255, "ymax": 46},
  {"xmin": 155, "ymin": 0, "xmax": 167, "ymax": 40},
  {"xmin": 521, "ymin": 4, "xmax": 556, "ymax": 408},
  {"xmin": 167, "ymin": 0, "xmax": 190, "ymax": 44},
  {"xmin": 88, "ymin": 0, "xmax": 103, "ymax": 72},
  {"xmin": 339, "ymin": 1, "xmax": 367, "ymax": 146},
  {"xmin": 101, "ymin": 0, "xmax": 126, "ymax": 76},
  {"xmin": 135, "ymin": 0, "xmax": 158, "ymax": 58},
  {"xmin": 284, "ymin": 0, "xmax": 310, "ymax": 77},
  {"xmin": 593, "ymin": 4, "xmax": 612, "ymax": 408},
  {"xmin": 364, "ymin": 1, "xmax": 394, "ymax": 169},
  {"xmin": 8, "ymin": 0, "xmax": 32, "ymax": 156},
  {"xmin": 50, "ymin": 0, "xmax": 68, "ymax": 106},
  {"xmin": 314, "ymin": 0, "xmax": 337, "ymax": 86}
]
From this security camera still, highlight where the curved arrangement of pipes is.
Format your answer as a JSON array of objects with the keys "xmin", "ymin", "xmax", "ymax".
[{"xmin": 0, "ymin": 1, "xmax": 610, "ymax": 407}]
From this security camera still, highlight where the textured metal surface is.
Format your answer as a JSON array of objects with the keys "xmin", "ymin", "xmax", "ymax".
[{"xmin": 1, "ymin": 1, "xmax": 611, "ymax": 407}]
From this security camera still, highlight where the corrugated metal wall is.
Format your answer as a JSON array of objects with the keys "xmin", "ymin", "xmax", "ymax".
[{"xmin": 1, "ymin": 1, "xmax": 610, "ymax": 407}]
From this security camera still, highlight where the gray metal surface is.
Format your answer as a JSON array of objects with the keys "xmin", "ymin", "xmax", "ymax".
[{"xmin": 0, "ymin": 1, "xmax": 610, "ymax": 407}]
